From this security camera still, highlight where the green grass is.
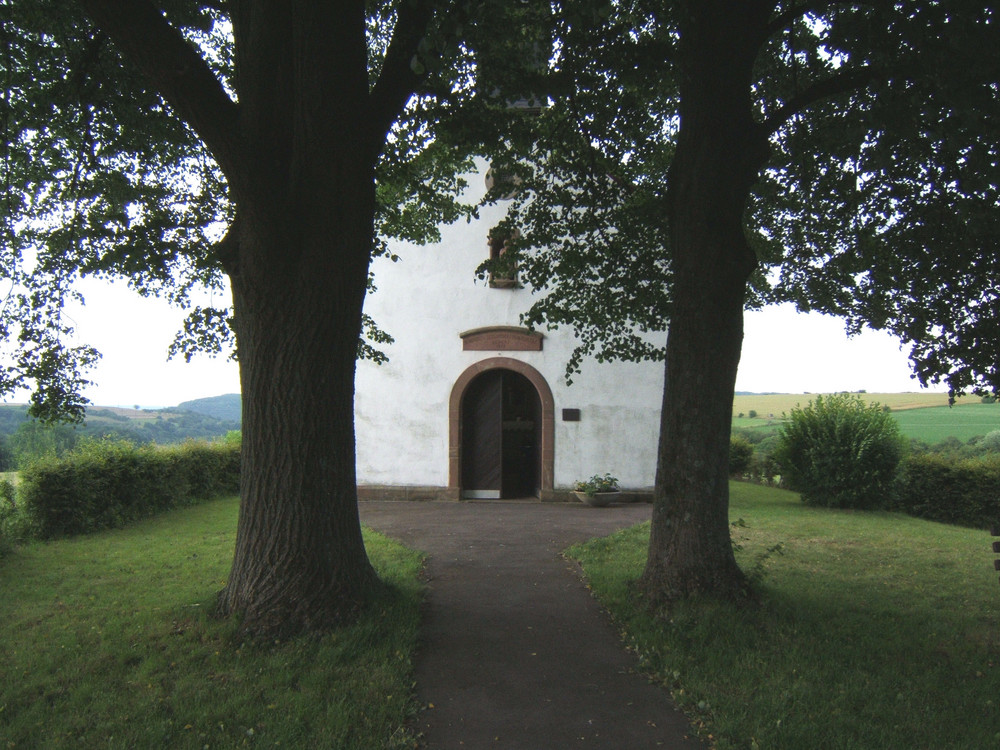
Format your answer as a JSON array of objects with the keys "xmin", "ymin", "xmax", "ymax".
[
  {"xmin": 893, "ymin": 403, "xmax": 1000, "ymax": 443},
  {"xmin": 0, "ymin": 496, "xmax": 424, "ymax": 749},
  {"xmin": 568, "ymin": 482, "xmax": 1000, "ymax": 749},
  {"xmin": 734, "ymin": 401, "xmax": 1000, "ymax": 445}
]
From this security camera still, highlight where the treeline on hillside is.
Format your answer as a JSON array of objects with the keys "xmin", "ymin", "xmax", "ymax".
[{"xmin": 0, "ymin": 404, "xmax": 240, "ymax": 471}]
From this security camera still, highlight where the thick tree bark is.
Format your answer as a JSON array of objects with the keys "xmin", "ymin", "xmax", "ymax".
[
  {"xmin": 210, "ymin": 1, "xmax": 389, "ymax": 638},
  {"xmin": 639, "ymin": 1, "xmax": 773, "ymax": 605},
  {"xmin": 71, "ymin": 0, "xmax": 436, "ymax": 638},
  {"xmin": 217, "ymin": 223, "xmax": 380, "ymax": 637}
]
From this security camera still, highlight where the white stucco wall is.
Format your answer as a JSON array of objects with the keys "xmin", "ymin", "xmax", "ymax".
[{"xmin": 355, "ymin": 164, "xmax": 666, "ymax": 492}]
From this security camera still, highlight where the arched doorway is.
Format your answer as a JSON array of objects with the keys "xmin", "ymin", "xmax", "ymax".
[{"xmin": 449, "ymin": 358, "xmax": 554, "ymax": 499}]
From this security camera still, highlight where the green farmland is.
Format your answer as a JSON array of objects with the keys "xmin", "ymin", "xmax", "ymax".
[
  {"xmin": 892, "ymin": 402, "xmax": 1000, "ymax": 442},
  {"xmin": 733, "ymin": 393, "xmax": 1000, "ymax": 444}
]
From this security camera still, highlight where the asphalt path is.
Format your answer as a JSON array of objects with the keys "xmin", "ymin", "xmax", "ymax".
[{"xmin": 359, "ymin": 500, "xmax": 705, "ymax": 749}]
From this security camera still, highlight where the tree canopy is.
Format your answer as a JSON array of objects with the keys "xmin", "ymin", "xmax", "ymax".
[
  {"xmin": 2, "ymin": 0, "xmax": 490, "ymax": 421},
  {"xmin": 4, "ymin": 0, "xmax": 998, "ymax": 632},
  {"xmin": 488, "ymin": 1, "xmax": 999, "ymax": 397}
]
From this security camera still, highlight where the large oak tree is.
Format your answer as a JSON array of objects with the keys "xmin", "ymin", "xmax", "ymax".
[
  {"xmin": 3, "ymin": 0, "xmax": 500, "ymax": 637},
  {"xmin": 489, "ymin": 0, "xmax": 999, "ymax": 604}
]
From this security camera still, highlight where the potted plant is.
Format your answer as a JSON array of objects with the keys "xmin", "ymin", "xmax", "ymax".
[{"xmin": 573, "ymin": 473, "xmax": 620, "ymax": 507}]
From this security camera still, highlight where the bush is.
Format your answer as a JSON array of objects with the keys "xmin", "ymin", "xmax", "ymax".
[
  {"xmin": 773, "ymin": 393, "xmax": 904, "ymax": 509},
  {"xmin": 18, "ymin": 439, "xmax": 240, "ymax": 539},
  {"xmin": 980, "ymin": 430, "xmax": 1000, "ymax": 453},
  {"xmin": 729, "ymin": 436, "xmax": 754, "ymax": 476},
  {"xmin": 0, "ymin": 479, "xmax": 17, "ymax": 557},
  {"xmin": 749, "ymin": 436, "xmax": 783, "ymax": 485},
  {"xmin": 894, "ymin": 453, "xmax": 1000, "ymax": 528}
]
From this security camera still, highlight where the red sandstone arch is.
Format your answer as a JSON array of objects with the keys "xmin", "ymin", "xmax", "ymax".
[{"xmin": 449, "ymin": 357, "xmax": 554, "ymax": 498}]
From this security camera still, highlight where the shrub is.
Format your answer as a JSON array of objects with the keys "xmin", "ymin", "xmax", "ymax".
[
  {"xmin": 729, "ymin": 436, "xmax": 754, "ymax": 476},
  {"xmin": 749, "ymin": 436, "xmax": 783, "ymax": 485},
  {"xmin": 894, "ymin": 452, "xmax": 1000, "ymax": 528},
  {"xmin": 980, "ymin": 430, "xmax": 1000, "ymax": 453},
  {"xmin": 19, "ymin": 439, "xmax": 240, "ymax": 539},
  {"xmin": 0, "ymin": 478, "xmax": 17, "ymax": 557},
  {"xmin": 773, "ymin": 393, "xmax": 904, "ymax": 509}
]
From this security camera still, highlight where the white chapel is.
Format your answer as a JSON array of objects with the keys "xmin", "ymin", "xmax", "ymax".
[{"xmin": 354, "ymin": 162, "xmax": 667, "ymax": 501}]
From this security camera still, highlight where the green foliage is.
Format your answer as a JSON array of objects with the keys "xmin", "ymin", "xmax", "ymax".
[
  {"xmin": 473, "ymin": 3, "xmax": 674, "ymax": 381},
  {"xmin": 1, "ymin": 1, "xmax": 487, "ymax": 416},
  {"xmin": 18, "ymin": 439, "xmax": 239, "ymax": 539},
  {"xmin": 8, "ymin": 420, "xmax": 80, "ymax": 467},
  {"xmin": 728, "ymin": 436, "xmax": 754, "ymax": 477},
  {"xmin": 573, "ymin": 472, "xmax": 619, "ymax": 496},
  {"xmin": 755, "ymin": 5, "xmax": 1000, "ymax": 396},
  {"xmin": 1, "ymin": 1, "xmax": 231, "ymax": 420},
  {"xmin": 893, "ymin": 452, "xmax": 1000, "ymax": 528},
  {"xmin": 473, "ymin": 2, "xmax": 1000, "ymax": 398},
  {"xmin": 0, "ymin": 406, "xmax": 240, "ymax": 469},
  {"xmin": 774, "ymin": 393, "xmax": 904, "ymax": 509},
  {"xmin": 0, "ymin": 479, "xmax": 18, "ymax": 557},
  {"xmin": 981, "ymin": 429, "xmax": 1000, "ymax": 452}
]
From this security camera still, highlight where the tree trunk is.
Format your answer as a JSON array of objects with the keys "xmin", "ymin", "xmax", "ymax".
[
  {"xmin": 214, "ymin": 1, "xmax": 382, "ymax": 638},
  {"xmin": 216, "ymin": 227, "xmax": 379, "ymax": 638},
  {"xmin": 639, "ymin": 2, "xmax": 772, "ymax": 605},
  {"xmin": 71, "ymin": 0, "xmax": 430, "ymax": 639}
]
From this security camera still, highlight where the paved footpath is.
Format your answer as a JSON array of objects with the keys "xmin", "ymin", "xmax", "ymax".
[{"xmin": 360, "ymin": 500, "xmax": 704, "ymax": 749}]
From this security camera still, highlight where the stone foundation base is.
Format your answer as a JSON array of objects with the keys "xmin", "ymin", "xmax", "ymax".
[{"xmin": 357, "ymin": 485, "xmax": 653, "ymax": 504}]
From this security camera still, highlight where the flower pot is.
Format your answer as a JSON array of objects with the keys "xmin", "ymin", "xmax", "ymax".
[{"xmin": 573, "ymin": 490, "xmax": 620, "ymax": 507}]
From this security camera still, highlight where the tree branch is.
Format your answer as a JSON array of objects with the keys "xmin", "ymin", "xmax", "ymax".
[
  {"xmin": 766, "ymin": 0, "xmax": 836, "ymax": 39},
  {"xmin": 368, "ymin": 0, "xmax": 445, "ymax": 150},
  {"xmin": 74, "ymin": 0, "xmax": 241, "ymax": 180},
  {"xmin": 761, "ymin": 66, "xmax": 874, "ymax": 136},
  {"xmin": 765, "ymin": 0, "xmax": 891, "ymax": 39}
]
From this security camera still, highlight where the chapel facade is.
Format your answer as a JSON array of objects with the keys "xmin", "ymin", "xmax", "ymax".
[{"xmin": 354, "ymin": 162, "xmax": 666, "ymax": 501}]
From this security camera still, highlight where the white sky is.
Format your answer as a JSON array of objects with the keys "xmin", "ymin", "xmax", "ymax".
[{"xmin": 11, "ymin": 277, "xmax": 937, "ymax": 410}]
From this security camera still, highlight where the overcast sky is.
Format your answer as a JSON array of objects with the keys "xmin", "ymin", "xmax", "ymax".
[{"xmin": 17, "ymin": 277, "xmax": 936, "ymax": 410}]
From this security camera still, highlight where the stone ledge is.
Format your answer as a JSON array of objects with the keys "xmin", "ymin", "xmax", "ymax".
[
  {"xmin": 357, "ymin": 485, "xmax": 458, "ymax": 502},
  {"xmin": 357, "ymin": 485, "xmax": 654, "ymax": 504}
]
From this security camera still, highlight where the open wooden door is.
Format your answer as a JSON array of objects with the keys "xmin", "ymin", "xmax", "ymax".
[{"xmin": 461, "ymin": 369, "xmax": 540, "ymax": 499}]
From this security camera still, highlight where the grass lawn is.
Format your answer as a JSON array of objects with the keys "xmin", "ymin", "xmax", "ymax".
[
  {"xmin": 0, "ymin": 496, "xmax": 424, "ymax": 749},
  {"xmin": 568, "ymin": 482, "xmax": 1000, "ymax": 749}
]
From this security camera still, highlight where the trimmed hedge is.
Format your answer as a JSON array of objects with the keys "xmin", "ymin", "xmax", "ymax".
[
  {"xmin": 19, "ymin": 439, "xmax": 240, "ymax": 539},
  {"xmin": 893, "ymin": 452, "xmax": 1000, "ymax": 529}
]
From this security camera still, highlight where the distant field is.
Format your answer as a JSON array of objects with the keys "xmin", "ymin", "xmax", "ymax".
[
  {"xmin": 732, "ymin": 391, "xmax": 952, "ymax": 418},
  {"xmin": 892, "ymin": 403, "xmax": 1000, "ymax": 442},
  {"xmin": 732, "ymin": 393, "xmax": 1000, "ymax": 443}
]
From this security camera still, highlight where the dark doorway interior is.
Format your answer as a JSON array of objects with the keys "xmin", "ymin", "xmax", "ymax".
[{"xmin": 461, "ymin": 369, "xmax": 541, "ymax": 499}]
